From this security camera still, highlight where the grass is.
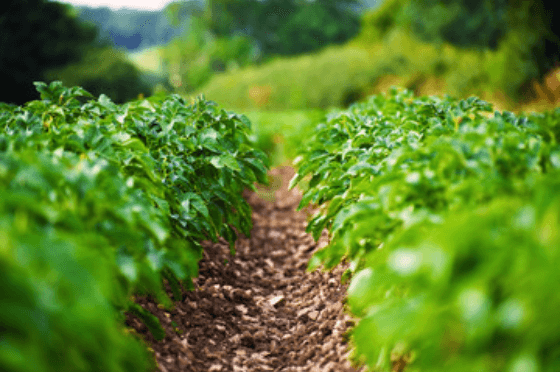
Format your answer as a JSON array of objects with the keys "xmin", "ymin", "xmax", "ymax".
[
  {"xmin": 242, "ymin": 109, "xmax": 326, "ymax": 166},
  {"xmin": 128, "ymin": 47, "xmax": 166, "ymax": 74},
  {"xmin": 194, "ymin": 45, "xmax": 374, "ymax": 111}
]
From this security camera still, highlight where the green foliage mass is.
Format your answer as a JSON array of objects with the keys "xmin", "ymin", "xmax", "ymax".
[
  {"xmin": 291, "ymin": 88, "xmax": 560, "ymax": 371},
  {"xmin": 198, "ymin": 22, "xmax": 556, "ymax": 111},
  {"xmin": 206, "ymin": 0, "xmax": 362, "ymax": 57},
  {"xmin": 196, "ymin": 45, "xmax": 374, "ymax": 110},
  {"xmin": 357, "ymin": 0, "xmax": 560, "ymax": 98},
  {"xmin": 293, "ymin": 88, "xmax": 559, "ymax": 267},
  {"xmin": 158, "ymin": 0, "xmax": 364, "ymax": 95},
  {"xmin": 0, "ymin": 0, "xmax": 153, "ymax": 105},
  {"xmin": 0, "ymin": 152, "xmax": 153, "ymax": 372},
  {"xmin": 0, "ymin": 0, "xmax": 97, "ymax": 104},
  {"xmin": 0, "ymin": 81, "xmax": 268, "ymax": 371},
  {"xmin": 405, "ymin": 0, "xmax": 509, "ymax": 49},
  {"xmin": 357, "ymin": 0, "xmax": 407, "ymax": 41},
  {"xmin": 402, "ymin": 0, "xmax": 560, "ymax": 78},
  {"xmin": 198, "ymin": 0, "xmax": 560, "ymax": 111},
  {"xmin": 348, "ymin": 179, "xmax": 560, "ymax": 371},
  {"xmin": 45, "ymin": 47, "xmax": 152, "ymax": 104},
  {"xmin": 162, "ymin": 18, "xmax": 258, "ymax": 93}
]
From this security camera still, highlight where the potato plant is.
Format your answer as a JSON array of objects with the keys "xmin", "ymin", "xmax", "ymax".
[
  {"xmin": 348, "ymin": 177, "xmax": 560, "ymax": 371},
  {"xmin": 0, "ymin": 82, "xmax": 268, "ymax": 372},
  {"xmin": 292, "ymin": 87, "xmax": 560, "ymax": 371},
  {"xmin": 292, "ymin": 88, "xmax": 559, "ymax": 269}
]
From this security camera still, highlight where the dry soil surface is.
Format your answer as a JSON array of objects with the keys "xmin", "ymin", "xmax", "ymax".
[{"xmin": 127, "ymin": 166, "xmax": 364, "ymax": 372}]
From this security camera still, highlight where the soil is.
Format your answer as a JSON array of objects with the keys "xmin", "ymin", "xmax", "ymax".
[{"xmin": 126, "ymin": 166, "xmax": 365, "ymax": 372}]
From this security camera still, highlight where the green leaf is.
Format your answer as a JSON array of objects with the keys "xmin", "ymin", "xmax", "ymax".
[
  {"xmin": 127, "ymin": 302, "xmax": 166, "ymax": 341},
  {"xmin": 181, "ymin": 192, "xmax": 210, "ymax": 219},
  {"xmin": 116, "ymin": 253, "xmax": 138, "ymax": 283},
  {"xmin": 210, "ymin": 154, "xmax": 241, "ymax": 171}
]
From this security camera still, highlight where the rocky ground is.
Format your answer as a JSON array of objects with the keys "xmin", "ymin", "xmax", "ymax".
[{"xmin": 126, "ymin": 166, "xmax": 365, "ymax": 372}]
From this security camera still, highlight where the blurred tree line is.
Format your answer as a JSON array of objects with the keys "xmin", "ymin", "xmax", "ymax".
[
  {"xmin": 357, "ymin": 0, "xmax": 560, "ymax": 100},
  {"xmin": 0, "ymin": 0, "xmax": 366, "ymax": 104},
  {"xmin": 205, "ymin": 0, "xmax": 362, "ymax": 56},
  {"xmin": 1, "ymin": 0, "xmax": 150, "ymax": 105},
  {"xmin": 161, "ymin": 0, "xmax": 365, "ymax": 92},
  {"xmin": 158, "ymin": 0, "xmax": 560, "ymax": 102},
  {"xmin": 405, "ymin": 0, "xmax": 560, "ymax": 80},
  {"xmin": 2, "ymin": 0, "xmax": 558, "ymax": 106}
]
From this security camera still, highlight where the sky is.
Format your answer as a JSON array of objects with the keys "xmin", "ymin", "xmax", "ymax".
[{"xmin": 56, "ymin": 0, "xmax": 180, "ymax": 11}]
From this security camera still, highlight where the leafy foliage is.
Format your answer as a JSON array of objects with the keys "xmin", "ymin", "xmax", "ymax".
[
  {"xmin": 357, "ymin": 0, "xmax": 407, "ymax": 41},
  {"xmin": 0, "ymin": 151, "xmax": 154, "ymax": 372},
  {"xmin": 158, "ymin": 0, "xmax": 364, "ymax": 95},
  {"xmin": 405, "ymin": 0, "xmax": 509, "ymax": 49},
  {"xmin": 0, "ymin": 81, "xmax": 268, "ymax": 371},
  {"xmin": 292, "ymin": 88, "xmax": 558, "ymax": 268},
  {"xmin": 358, "ymin": 0, "xmax": 560, "ymax": 95},
  {"xmin": 197, "ymin": 21, "xmax": 555, "ymax": 111},
  {"xmin": 205, "ymin": 0, "xmax": 361, "ymax": 57},
  {"xmin": 407, "ymin": 0, "xmax": 560, "ymax": 78},
  {"xmin": 347, "ymin": 178, "xmax": 560, "ymax": 371},
  {"xmin": 291, "ymin": 88, "xmax": 560, "ymax": 370}
]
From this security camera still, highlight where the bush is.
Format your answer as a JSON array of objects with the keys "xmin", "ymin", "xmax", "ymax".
[
  {"xmin": 196, "ymin": 45, "xmax": 374, "ymax": 110},
  {"xmin": 356, "ymin": 0, "xmax": 408, "ymax": 42},
  {"xmin": 45, "ymin": 48, "xmax": 151, "ymax": 103}
]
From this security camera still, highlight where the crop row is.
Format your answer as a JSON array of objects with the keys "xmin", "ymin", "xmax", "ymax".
[
  {"xmin": 0, "ymin": 82, "xmax": 268, "ymax": 372},
  {"xmin": 292, "ymin": 88, "xmax": 560, "ymax": 371}
]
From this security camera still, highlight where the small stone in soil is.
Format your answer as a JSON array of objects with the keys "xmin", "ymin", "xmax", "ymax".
[{"xmin": 269, "ymin": 295, "xmax": 285, "ymax": 307}]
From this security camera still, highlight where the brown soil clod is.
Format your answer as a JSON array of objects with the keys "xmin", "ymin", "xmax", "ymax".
[{"xmin": 126, "ymin": 166, "xmax": 365, "ymax": 372}]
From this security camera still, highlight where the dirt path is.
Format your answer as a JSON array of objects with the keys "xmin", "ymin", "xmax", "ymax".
[{"xmin": 127, "ymin": 166, "xmax": 363, "ymax": 372}]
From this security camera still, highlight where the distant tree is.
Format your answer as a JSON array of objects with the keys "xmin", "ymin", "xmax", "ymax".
[
  {"xmin": 0, "ymin": 0, "xmax": 97, "ymax": 104},
  {"xmin": 358, "ymin": 0, "xmax": 408, "ymax": 41},
  {"xmin": 278, "ymin": 0, "xmax": 361, "ymax": 55},
  {"xmin": 406, "ymin": 0, "xmax": 509, "ymax": 49},
  {"xmin": 205, "ymin": 0, "xmax": 361, "ymax": 56},
  {"xmin": 164, "ymin": 0, "xmax": 205, "ymax": 26},
  {"xmin": 45, "ymin": 47, "xmax": 151, "ymax": 103},
  {"xmin": 405, "ymin": 0, "xmax": 560, "ymax": 77},
  {"xmin": 508, "ymin": 0, "xmax": 560, "ymax": 78}
]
